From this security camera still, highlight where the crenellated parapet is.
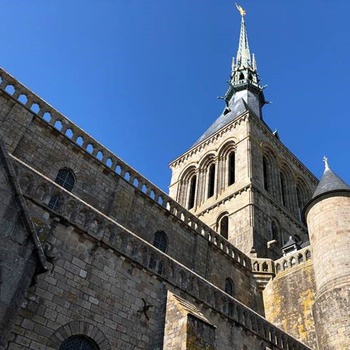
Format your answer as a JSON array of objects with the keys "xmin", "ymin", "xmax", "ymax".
[
  {"xmin": 274, "ymin": 247, "xmax": 312, "ymax": 275},
  {"xmin": 250, "ymin": 247, "xmax": 313, "ymax": 290}
]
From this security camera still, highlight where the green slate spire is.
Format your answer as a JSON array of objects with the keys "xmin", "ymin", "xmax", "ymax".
[
  {"xmin": 193, "ymin": 3, "xmax": 267, "ymax": 146},
  {"xmin": 235, "ymin": 9, "xmax": 251, "ymax": 69},
  {"xmin": 231, "ymin": 3, "xmax": 259, "ymax": 87}
]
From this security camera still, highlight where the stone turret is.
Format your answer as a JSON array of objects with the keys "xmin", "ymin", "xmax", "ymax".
[{"xmin": 304, "ymin": 158, "xmax": 350, "ymax": 350}]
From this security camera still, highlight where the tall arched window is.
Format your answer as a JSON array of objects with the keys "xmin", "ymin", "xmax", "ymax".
[
  {"xmin": 48, "ymin": 194, "xmax": 61, "ymax": 211},
  {"xmin": 219, "ymin": 216, "xmax": 229, "ymax": 239},
  {"xmin": 55, "ymin": 168, "xmax": 75, "ymax": 191},
  {"xmin": 188, "ymin": 175, "xmax": 197, "ymax": 209},
  {"xmin": 296, "ymin": 186, "xmax": 303, "ymax": 221},
  {"xmin": 263, "ymin": 156, "xmax": 269, "ymax": 192},
  {"xmin": 60, "ymin": 335, "xmax": 99, "ymax": 350},
  {"xmin": 207, "ymin": 164, "xmax": 215, "ymax": 198},
  {"xmin": 280, "ymin": 172, "xmax": 287, "ymax": 206},
  {"xmin": 153, "ymin": 231, "xmax": 167, "ymax": 252},
  {"xmin": 228, "ymin": 152, "xmax": 235, "ymax": 185},
  {"xmin": 225, "ymin": 278, "xmax": 235, "ymax": 296},
  {"xmin": 271, "ymin": 220, "xmax": 279, "ymax": 243}
]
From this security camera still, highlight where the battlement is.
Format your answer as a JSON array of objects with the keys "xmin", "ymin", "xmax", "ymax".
[
  {"xmin": 275, "ymin": 247, "xmax": 312, "ymax": 275},
  {"xmin": 251, "ymin": 247, "xmax": 312, "ymax": 279}
]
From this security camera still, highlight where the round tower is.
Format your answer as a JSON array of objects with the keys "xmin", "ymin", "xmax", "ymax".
[{"xmin": 304, "ymin": 158, "xmax": 350, "ymax": 350}]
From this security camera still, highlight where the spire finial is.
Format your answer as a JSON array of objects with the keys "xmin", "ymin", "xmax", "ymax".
[
  {"xmin": 323, "ymin": 156, "xmax": 330, "ymax": 171},
  {"xmin": 235, "ymin": 3, "xmax": 246, "ymax": 17}
]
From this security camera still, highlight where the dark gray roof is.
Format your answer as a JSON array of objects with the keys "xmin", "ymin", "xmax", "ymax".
[
  {"xmin": 312, "ymin": 168, "xmax": 350, "ymax": 198},
  {"xmin": 281, "ymin": 236, "xmax": 297, "ymax": 250},
  {"xmin": 193, "ymin": 98, "xmax": 248, "ymax": 146}
]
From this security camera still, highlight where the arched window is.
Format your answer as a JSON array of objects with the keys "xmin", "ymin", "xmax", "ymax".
[
  {"xmin": 239, "ymin": 73, "xmax": 245, "ymax": 80},
  {"xmin": 263, "ymin": 156, "xmax": 269, "ymax": 192},
  {"xmin": 207, "ymin": 164, "xmax": 215, "ymax": 198},
  {"xmin": 188, "ymin": 175, "xmax": 197, "ymax": 209},
  {"xmin": 280, "ymin": 172, "xmax": 287, "ymax": 206},
  {"xmin": 271, "ymin": 220, "xmax": 279, "ymax": 243},
  {"xmin": 48, "ymin": 194, "xmax": 61, "ymax": 211},
  {"xmin": 60, "ymin": 335, "xmax": 99, "ymax": 350},
  {"xmin": 228, "ymin": 152, "xmax": 235, "ymax": 185},
  {"xmin": 219, "ymin": 216, "xmax": 229, "ymax": 239},
  {"xmin": 225, "ymin": 278, "xmax": 235, "ymax": 296},
  {"xmin": 296, "ymin": 186, "xmax": 303, "ymax": 221},
  {"xmin": 55, "ymin": 168, "xmax": 75, "ymax": 191},
  {"xmin": 153, "ymin": 231, "xmax": 167, "ymax": 252}
]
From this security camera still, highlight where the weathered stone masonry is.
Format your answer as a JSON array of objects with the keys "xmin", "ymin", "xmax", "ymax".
[{"xmin": 0, "ymin": 67, "xmax": 313, "ymax": 349}]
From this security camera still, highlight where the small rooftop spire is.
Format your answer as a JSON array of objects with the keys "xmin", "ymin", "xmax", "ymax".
[
  {"xmin": 323, "ymin": 156, "xmax": 330, "ymax": 171},
  {"xmin": 312, "ymin": 158, "xmax": 350, "ymax": 199}
]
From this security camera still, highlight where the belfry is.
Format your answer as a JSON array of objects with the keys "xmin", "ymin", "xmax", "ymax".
[{"xmin": 169, "ymin": 5, "xmax": 317, "ymax": 260}]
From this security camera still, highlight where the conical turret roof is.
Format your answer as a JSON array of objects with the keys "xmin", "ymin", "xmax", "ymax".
[{"xmin": 312, "ymin": 158, "xmax": 350, "ymax": 198}]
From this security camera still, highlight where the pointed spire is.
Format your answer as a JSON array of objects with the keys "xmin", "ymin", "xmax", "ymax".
[
  {"xmin": 192, "ymin": 3, "xmax": 267, "ymax": 146},
  {"xmin": 252, "ymin": 53, "xmax": 257, "ymax": 71},
  {"xmin": 230, "ymin": 4, "xmax": 260, "ymax": 87},
  {"xmin": 236, "ymin": 14, "xmax": 251, "ymax": 69},
  {"xmin": 312, "ymin": 157, "xmax": 350, "ymax": 198}
]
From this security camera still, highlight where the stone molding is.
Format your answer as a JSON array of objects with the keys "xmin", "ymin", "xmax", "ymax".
[{"xmin": 48, "ymin": 321, "xmax": 111, "ymax": 350}]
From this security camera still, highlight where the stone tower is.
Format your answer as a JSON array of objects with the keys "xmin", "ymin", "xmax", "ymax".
[
  {"xmin": 304, "ymin": 159, "xmax": 350, "ymax": 350},
  {"xmin": 169, "ymin": 6, "xmax": 318, "ymax": 259}
]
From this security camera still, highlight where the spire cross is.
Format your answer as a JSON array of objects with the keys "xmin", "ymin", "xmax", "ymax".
[{"xmin": 323, "ymin": 156, "xmax": 330, "ymax": 170}]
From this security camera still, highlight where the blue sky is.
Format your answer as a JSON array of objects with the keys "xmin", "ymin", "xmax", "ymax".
[{"xmin": 1, "ymin": 1, "xmax": 350, "ymax": 192}]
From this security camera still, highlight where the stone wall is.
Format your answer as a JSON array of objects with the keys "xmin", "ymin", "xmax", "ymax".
[
  {"xmin": 263, "ymin": 249, "xmax": 316, "ymax": 349},
  {"xmin": 0, "ymin": 137, "xmax": 47, "ymax": 348},
  {"xmin": 7, "ymin": 197, "xmax": 311, "ymax": 350},
  {"xmin": 168, "ymin": 100, "xmax": 317, "ymax": 260}
]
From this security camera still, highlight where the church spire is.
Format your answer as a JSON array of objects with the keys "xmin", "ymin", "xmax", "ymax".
[
  {"xmin": 230, "ymin": 3, "xmax": 259, "ymax": 86},
  {"xmin": 235, "ymin": 4, "xmax": 252, "ymax": 70},
  {"xmin": 192, "ymin": 3, "xmax": 267, "ymax": 146},
  {"xmin": 222, "ymin": 4, "xmax": 266, "ymax": 120}
]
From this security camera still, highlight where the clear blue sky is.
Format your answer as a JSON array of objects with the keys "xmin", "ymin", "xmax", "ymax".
[{"xmin": 1, "ymin": 1, "xmax": 350, "ymax": 192}]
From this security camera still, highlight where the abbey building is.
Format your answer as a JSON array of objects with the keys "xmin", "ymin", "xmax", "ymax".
[{"xmin": 0, "ymin": 6, "xmax": 349, "ymax": 350}]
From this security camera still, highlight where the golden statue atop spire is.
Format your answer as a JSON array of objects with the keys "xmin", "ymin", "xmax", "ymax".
[{"xmin": 235, "ymin": 2, "xmax": 246, "ymax": 17}]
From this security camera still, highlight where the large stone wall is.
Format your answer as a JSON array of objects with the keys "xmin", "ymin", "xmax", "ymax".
[
  {"xmin": 13, "ymin": 155, "xmax": 261, "ymax": 312},
  {"xmin": 0, "ymin": 137, "xmax": 47, "ymax": 348},
  {"xmin": 6, "ymin": 196, "xmax": 311, "ymax": 350},
  {"xmin": 263, "ymin": 248, "xmax": 316, "ymax": 349}
]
